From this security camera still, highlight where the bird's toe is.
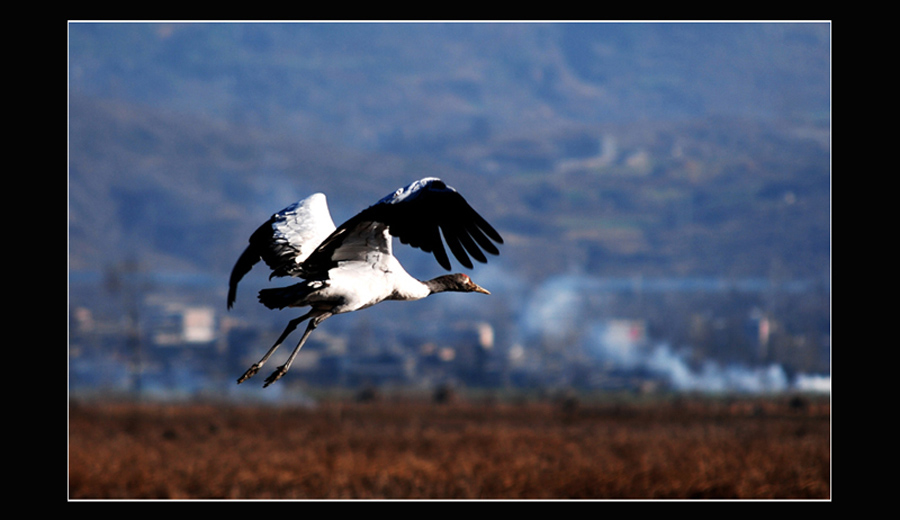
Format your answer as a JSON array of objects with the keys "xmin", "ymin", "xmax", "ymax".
[
  {"xmin": 237, "ymin": 365, "xmax": 261, "ymax": 384},
  {"xmin": 263, "ymin": 366, "xmax": 288, "ymax": 387}
]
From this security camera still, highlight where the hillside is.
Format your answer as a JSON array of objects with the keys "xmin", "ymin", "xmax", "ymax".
[
  {"xmin": 68, "ymin": 95, "xmax": 830, "ymax": 281},
  {"xmin": 69, "ymin": 23, "xmax": 830, "ymax": 281}
]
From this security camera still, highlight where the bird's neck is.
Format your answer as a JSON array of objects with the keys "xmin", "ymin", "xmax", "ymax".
[
  {"xmin": 423, "ymin": 275, "xmax": 457, "ymax": 295},
  {"xmin": 392, "ymin": 276, "xmax": 454, "ymax": 301}
]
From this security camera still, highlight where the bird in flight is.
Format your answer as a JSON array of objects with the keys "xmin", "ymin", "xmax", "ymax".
[{"xmin": 228, "ymin": 177, "xmax": 504, "ymax": 387}]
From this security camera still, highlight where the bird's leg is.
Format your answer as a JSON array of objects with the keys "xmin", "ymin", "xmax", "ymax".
[
  {"xmin": 237, "ymin": 311, "xmax": 314, "ymax": 384},
  {"xmin": 263, "ymin": 312, "xmax": 332, "ymax": 387}
]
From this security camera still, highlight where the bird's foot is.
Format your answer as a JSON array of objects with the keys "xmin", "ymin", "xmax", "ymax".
[
  {"xmin": 263, "ymin": 365, "xmax": 288, "ymax": 388},
  {"xmin": 237, "ymin": 364, "xmax": 261, "ymax": 384}
]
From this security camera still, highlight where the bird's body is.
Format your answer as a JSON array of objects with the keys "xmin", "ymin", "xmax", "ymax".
[{"xmin": 228, "ymin": 177, "xmax": 502, "ymax": 387}]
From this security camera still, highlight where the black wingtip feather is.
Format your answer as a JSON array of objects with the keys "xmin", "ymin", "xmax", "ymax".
[{"xmin": 227, "ymin": 244, "xmax": 261, "ymax": 309}]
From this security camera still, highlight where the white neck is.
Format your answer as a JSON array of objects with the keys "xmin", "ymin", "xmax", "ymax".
[
  {"xmin": 384, "ymin": 256, "xmax": 432, "ymax": 301},
  {"xmin": 389, "ymin": 274, "xmax": 431, "ymax": 301}
]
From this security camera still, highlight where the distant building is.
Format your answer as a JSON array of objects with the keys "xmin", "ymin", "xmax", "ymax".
[{"xmin": 146, "ymin": 301, "xmax": 217, "ymax": 347}]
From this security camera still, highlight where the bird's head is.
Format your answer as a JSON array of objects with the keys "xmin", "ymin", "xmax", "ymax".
[{"xmin": 427, "ymin": 273, "xmax": 490, "ymax": 295}]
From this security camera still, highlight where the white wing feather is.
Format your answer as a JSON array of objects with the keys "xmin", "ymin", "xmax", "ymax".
[
  {"xmin": 271, "ymin": 193, "xmax": 337, "ymax": 266},
  {"xmin": 227, "ymin": 193, "xmax": 336, "ymax": 308}
]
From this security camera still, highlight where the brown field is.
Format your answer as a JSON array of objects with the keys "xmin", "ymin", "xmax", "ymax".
[{"xmin": 68, "ymin": 395, "xmax": 830, "ymax": 500}]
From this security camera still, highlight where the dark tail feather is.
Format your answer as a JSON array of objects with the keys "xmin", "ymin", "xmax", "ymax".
[
  {"xmin": 258, "ymin": 281, "xmax": 321, "ymax": 310},
  {"xmin": 227, "ymin": 245, "xmax": 261, "ymax": 309}
]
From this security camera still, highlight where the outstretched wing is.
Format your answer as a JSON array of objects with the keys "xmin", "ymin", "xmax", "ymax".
[
  {"xmin": 227, "ymin": 193, "xmax": 336, "ymax": 309},
  {"xmin": 302, "ymin": 178, "xmax": 503, "ymax": 276}
]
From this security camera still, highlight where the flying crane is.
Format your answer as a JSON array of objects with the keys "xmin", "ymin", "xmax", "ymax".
[{"xmin": 228, "ymin": 177, "xmax": 503, "ymax": 387}]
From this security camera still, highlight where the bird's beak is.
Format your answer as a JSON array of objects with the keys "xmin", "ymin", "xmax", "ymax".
[{"xmin": 472, "ymin": 283, "xmax": 490, "ymax": 295}]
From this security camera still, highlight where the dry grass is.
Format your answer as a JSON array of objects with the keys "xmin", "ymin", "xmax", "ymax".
[{"xmin": 68, "ymin": 396, "xmax": 830, "ymax": 499}]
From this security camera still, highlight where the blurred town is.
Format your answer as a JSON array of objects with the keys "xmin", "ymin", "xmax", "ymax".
[{"xmin": 69, "ymin": 265, "xmax": 829, "ymax": 400}]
